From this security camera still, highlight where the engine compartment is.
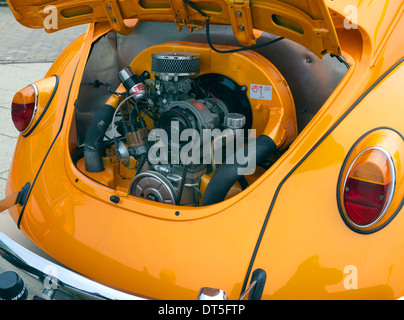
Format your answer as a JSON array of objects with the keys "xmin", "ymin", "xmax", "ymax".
[{"xmin": 71, "ymin": 22, "xmax": 347, "ymax": 207}]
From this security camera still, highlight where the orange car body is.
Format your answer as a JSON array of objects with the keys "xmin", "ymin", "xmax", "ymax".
[{"xmin": 3, "ymin": 0, "xmax": 404, "ymax": 300}]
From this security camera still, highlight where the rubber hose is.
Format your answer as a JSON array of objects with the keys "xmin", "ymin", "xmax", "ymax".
[
  {"xmin": 84, "ymin": 104, "xmax": 116, "ymax": 172},
  {"xmin": 202, "ymin": 135, "xmax": 277, "ymax": 206}
]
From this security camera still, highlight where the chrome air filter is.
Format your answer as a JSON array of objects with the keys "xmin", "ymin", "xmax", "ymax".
[{"xmin": 151, "ymin": 52, "xmax": 200, "ymax": 77}]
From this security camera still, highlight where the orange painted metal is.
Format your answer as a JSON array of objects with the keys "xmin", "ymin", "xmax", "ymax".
[
  {"xmin": 4, "ymin": 1, "xmax": 404, "ymax": 300},
  {"xmin": 6, "ymin": 0, "xmax": 340, "ymax": 57}
]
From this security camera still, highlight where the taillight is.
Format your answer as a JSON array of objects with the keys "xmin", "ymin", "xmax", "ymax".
[
  {"xmin": 11, "ymin": 84, "xmax": 38, "ymax": 133},
  {"xmin": 342, "ymin": 147, "xmax": 395, "ymax": 227}
]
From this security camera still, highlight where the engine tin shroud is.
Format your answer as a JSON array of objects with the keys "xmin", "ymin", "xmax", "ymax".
[
  {"xmin": 127, "ymin": 41, "xmax": 297, "ymax": 149},
  {"xmin": 194, "ymin": 73, "xmax": 253, "ymax": 131}
]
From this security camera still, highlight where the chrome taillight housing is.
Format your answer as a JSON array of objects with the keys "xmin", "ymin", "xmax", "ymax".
[
  {"xmin": 337, "ymin": 128, "xmax": 404, "ymax": 234},
  {"xmin": 342, "ymin": 147, "xmax": 395, "ymax": 228}
]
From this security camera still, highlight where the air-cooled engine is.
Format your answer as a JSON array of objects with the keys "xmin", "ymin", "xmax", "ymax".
[
  {"xmin": 111, "ymin": 52, "xmax": 245, "ymax": 206},
  {"xmin": 81, "ymin": 43, "xmax": 297, "ymax": 207}
]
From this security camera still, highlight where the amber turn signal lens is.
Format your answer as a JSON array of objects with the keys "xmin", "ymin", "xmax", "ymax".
[
  {"xmin": 11, "ymin": 85, "xmax": 37, "ymax": 132},
  {"xmin": 343, "ymin": 147, "xmax": 395, "ymax": 227}
]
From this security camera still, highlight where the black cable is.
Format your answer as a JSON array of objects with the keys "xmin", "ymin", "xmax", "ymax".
[
  {"xmin": 330, "ymin": 54, "xmax": 350, "ymax": 69},
  {"xmin": 103, "ymin": 135, "xmax": 125, "ymax": 151},
  {"xmin": 176, "ymin": 165, "xmax": 189, "ymax": 205},
  {"xmin": 82, "ymin": 80, "xmax": 127, "ymax": 96},
  {"xmin": 140, "ymin": 108, "xmax": 159, "ymax": 124},
  {"xmin": 135, "ymin": 152, "xmax": 148, "ymax": 177},
  {"xmin": 182, "ymin": 0, "xmax": 284, "ymax": 54},
  {"xmin": 183, "ymin": 0, "xmax": 206, "ymax": 16},
  {"xmin": 206, "ymin": 20, "xmax": 284, "ymax": 53},
  {"xmin": 129, "ymin": 103, "xmax": 140, "ymax": 130},
  {"xmin": 131, "ymin": 99, "xmax": 159, "ymax": 127}
]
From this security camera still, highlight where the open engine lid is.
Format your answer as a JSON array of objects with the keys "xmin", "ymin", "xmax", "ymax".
[{"xmin": 6, "ymin": 0, "xmax": 341, "ymax": 57}]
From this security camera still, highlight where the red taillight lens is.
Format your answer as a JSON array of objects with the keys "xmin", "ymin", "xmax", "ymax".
[
  {"xmin": 343, "ymin": 148, "xmax": 395, "ymax": 227},
  {"xmin": 11, "ymin": 85, "xmax": 37, "ymax": 132}
]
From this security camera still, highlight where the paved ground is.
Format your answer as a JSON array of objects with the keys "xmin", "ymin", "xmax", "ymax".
[
  {"xmin": 0, "ymin": 6, "xmax": 87, "ymax": 195},
  {"xmin": 0, "ymin": 6, "xmax": 88, "ymax": 293},
  {"xmin": 0, "ymin": 6, "xmax": 87, "ymax": 63}
]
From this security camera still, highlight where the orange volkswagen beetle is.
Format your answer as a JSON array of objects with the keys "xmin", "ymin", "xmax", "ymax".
[{"xmin": 1, "ymin": 0, "xmax": 404, "ymax": 301}]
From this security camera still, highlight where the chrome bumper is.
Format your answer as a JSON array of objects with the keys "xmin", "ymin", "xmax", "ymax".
[{"xmin": 0, "ymin": 232, "xmax": 146, "ymax": 300}]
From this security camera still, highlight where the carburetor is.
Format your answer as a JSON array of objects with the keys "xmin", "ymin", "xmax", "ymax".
[
  {"xmin": 149, "ymin": 52, "xmax": 229, "ymax": 147},
  {"xmin": 151, "ymin": 52, "xmax": 199, "ymax": 103}
]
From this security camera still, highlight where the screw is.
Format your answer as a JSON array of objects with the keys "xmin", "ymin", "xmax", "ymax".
[
  {"xmin": 345, "ymin": 187, "xmax": 350, "ymax": 192},
  {"xmin": 379, "ymin": 195, "xmax": 384, "ymax": 200},
  {"xmin": 112, "ymin": 17, "xmax": 117, "ymax": 23},
  {"xmin": 236, "ymin": 11, "xmax": 242, "ymax": 17},
  {"xmin": 239, "ymin": 25, "xmax": 245, "ymax": 31},
  {"xmin": 107, "ymin": 5, "xmax": 112, "ymax": 10}
]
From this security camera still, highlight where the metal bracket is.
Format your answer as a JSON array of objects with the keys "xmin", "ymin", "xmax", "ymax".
[
  {"xmin": 101, "ymin": 0, "xmax": 137, "ymax": 35},
  {"xmin": 170, "ymin": 0, "xmax": 207, "ymax": 33},
  {"xmin": 226, "ymin": 0, "xmax": 256, "ymax": 47}
]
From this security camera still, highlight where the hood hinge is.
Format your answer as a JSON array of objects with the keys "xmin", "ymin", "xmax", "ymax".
[
  {"xmin": 226, "ymin": 0, "xmax": 256, "ymax": 47},
  {"xmin": 170, "ymin": 0, "xmax": 207, "ymax": 33},
  {"xmin": 101, "ymin": 0, "xmax": 137, "ymax": 35}
]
